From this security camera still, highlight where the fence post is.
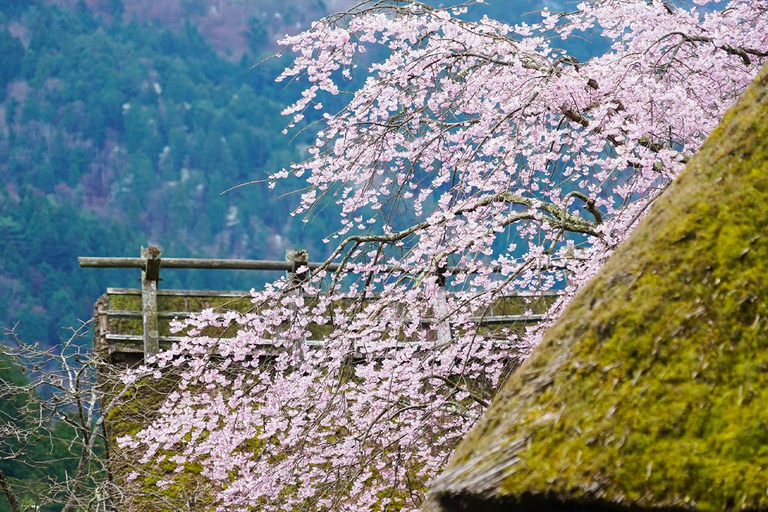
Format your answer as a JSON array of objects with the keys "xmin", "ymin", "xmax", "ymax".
[
  {"xmin": 285, "ymin": 249, "xmax": 309, "ymax": 285},
  {"xmin": 141, "ymin": 246, "xmax": 161, "ymax": 356}
]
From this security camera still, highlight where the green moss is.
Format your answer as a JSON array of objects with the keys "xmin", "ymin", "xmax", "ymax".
[
  {"xmin": 490, "ymin": 294, "xmax": 559, "ymax": 316},
  {"xmin": 429, "ymin": 64, "xmax": 768, "ymax": 512},
  {"xmin": 101, "ymin": 373, "xmax": 216, "ymax": 511}
]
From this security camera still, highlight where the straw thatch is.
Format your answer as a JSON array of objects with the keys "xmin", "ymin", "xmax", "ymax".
[{"xmin": 426, "ymin": 64, "xmax": 768, "ymax": 512}]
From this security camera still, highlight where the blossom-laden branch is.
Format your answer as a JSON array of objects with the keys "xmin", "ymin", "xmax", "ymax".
[{"xmin": 125, "ymin": 1, "xmax": 768, "ymax": 511}]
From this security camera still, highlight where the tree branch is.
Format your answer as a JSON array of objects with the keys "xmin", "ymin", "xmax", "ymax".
[
  {"xmin": 421, "ymin": 374, "xmax": 489, "ymax": 408},
  {"xmin": 0, "ymin": 470, "xmax": 22, "ymax": 512},
  {"xmin": 661, "ymin": 31, "xmax": 767, "ymax": 66}
]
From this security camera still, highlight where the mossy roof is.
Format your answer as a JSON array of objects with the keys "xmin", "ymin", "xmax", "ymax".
[{"xmin": 426, "ymin": 63, "xmax": 768, "ymax": 512}]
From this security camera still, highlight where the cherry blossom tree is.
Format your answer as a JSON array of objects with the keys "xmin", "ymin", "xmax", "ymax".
[{"xmin": 121, "ymin": 1, "xmax": 768, "ymax": 510}]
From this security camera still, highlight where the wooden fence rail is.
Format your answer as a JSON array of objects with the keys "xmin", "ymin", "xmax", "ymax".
[
  {"xmin": 79, "ymin": 256, "xmax": 343, "ymax": 272},
  {"xmin": 81, "ymin": 246, "xmax": 561, "ymax": 362}
]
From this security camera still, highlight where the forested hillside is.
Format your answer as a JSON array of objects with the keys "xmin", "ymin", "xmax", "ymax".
[{"xmin": 0, "ymin": 0, "xmax": 341, "ymax": 347}]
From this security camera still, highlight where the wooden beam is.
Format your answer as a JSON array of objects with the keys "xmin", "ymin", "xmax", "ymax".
[
  {"xmin": 79, "ymin": 256, "xmax": 342, "ymax": 272},
  {"xmin": 79, "ymin": 255, "xmax": 573, "ymax": 279},
  {"xmin": 78, "ymin": 257, "xmax": 145, "ymax": 268}
]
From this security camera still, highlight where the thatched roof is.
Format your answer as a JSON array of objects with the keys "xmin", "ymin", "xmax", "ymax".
[{"xmin": 426, "ymin": 63, "xmax": 768, "ymax": 512}]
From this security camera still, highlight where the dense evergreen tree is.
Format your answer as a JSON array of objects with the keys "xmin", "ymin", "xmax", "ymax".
[
  {"xmin": 0, "ymin": 29, "xmax": 23, "ymax": 99},
  {"xmin": 0, "ymin": 0, "xmax": 341, "ymax": 356}
]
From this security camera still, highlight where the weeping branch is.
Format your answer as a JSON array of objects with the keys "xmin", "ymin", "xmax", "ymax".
[{"xmin": 312, "ymin": 191, "xmax": 602, "ymax": 278}]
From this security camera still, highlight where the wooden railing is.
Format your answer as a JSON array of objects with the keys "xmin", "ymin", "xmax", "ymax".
[
  {"xmin": 81, "ymin": 247, "xmax": 320, "ymax": 357},
  {"xmin": 81, "ymin": 247, "xmax": 561, "ymax": 364}
]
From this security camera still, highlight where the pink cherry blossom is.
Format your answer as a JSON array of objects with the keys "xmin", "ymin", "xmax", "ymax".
[{"xmin": 123, "ymin": 1, "xmax": 768, "ymax": 510}]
